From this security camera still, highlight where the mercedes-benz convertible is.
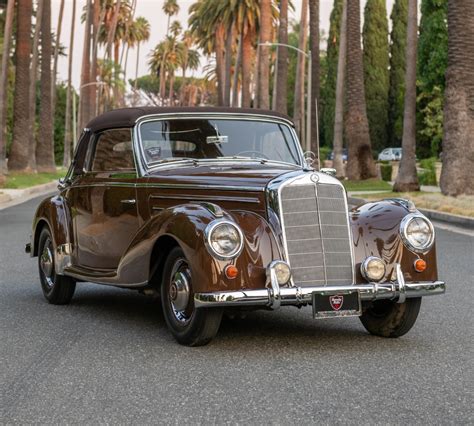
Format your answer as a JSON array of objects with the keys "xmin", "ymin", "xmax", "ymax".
[{"xmin": 26, "ymin": 107, "xmax": 445, "ymax": 346}]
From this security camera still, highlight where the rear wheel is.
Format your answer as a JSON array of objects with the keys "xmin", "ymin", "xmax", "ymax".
[
  {"xmin": 161, "ymin": 247, "xmax": 222, "ymax": 346},
  {"xmin": 38, "ymin": 227, "xmax": 76, "ymax": 304},
  {"xmin": 360, "ymin": 298, "xmax": 422, "ymax": 338}
]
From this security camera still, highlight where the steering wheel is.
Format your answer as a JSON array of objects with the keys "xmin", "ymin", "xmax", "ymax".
[{"xmin": 236, "ymin": 150, "xmax": 270, "ymax": 160}]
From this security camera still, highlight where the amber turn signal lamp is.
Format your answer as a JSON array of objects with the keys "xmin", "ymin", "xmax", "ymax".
[
  {"xmin": 414, "ymin": 258, "xmax": 427, "ymax": 273},
  {"xmin": 225, "ymin": 265, "xmax": 239, "ymax": 279}
]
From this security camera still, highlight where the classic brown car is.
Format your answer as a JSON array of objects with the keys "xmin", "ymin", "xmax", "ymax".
[{"xmin": 27, "ymin": 107, "xmax": 445, "ymax": 346}]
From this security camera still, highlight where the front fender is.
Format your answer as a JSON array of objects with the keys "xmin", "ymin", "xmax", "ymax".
[
  {"xmin": 350, "ymin": 199, "xmax": 438, "ymax": 283},
  {"xmin": 118, "ymin": 204, "xmax": 282, "ymax": 292},
  {"xmin": 31, "ymin": 194, "xmax": 72, "ymax": 256}
]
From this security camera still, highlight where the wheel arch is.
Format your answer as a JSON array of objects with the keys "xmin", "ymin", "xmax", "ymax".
[{"xmin": 148, "ymin": 234, "xmax": 181, "ymax": 289}]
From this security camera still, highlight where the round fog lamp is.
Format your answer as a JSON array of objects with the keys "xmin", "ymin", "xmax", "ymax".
[
  {"xmin": 361, "ymin": 256, "xmax": 386, "ymax": 282},
  {"xmin": 273, "ymin": 261, "xmax": 291, "ymax": 285}
]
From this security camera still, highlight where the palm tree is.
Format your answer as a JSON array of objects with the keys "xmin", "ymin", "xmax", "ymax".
[
  {"xmin": 332, "ymin": 0, "xmax": 347, "ymax": 177},
  {"xmin": 257, "ymin": 0, "xmax": 272, "ymax": 109},
  {"xmin": 0, "ymin": 0, "xmax": 15, "ymax": 182},
  {"xmin": 294, "ymin": 0, "xmax": 308, "ymax": 142},
  {"xmin": 345, "ymin": 0, "xmax": 377, "ymax": 180},
  {"xmin": 9, "ymin": 0, "xmax": 34, "ymax": 172},
  {"xmin": 163, "ymin": 0, "xmax": 180, "ymax": 34},
  {"xmin": 79, "ymin": 0, "xmax": 92, "ymax": 131},
  {"xmin": 393, "ymin": 0, "xmax": 420, "ymax": 192},
  {"xmin": 63, "ymin": 0, "xmax": 76, "ymax": 168},
  {"xmin": 160, "ymin": 0, "xmax": 180, "ymax": 104},
  {"xmin": 133, "ymin": 17, "xmax": 151, "ymax": 91},
  {"xmin": 439, "ymin": 0, "xmax": 474, "ymax": 196},
  {"xmin": 36, "ymin": 0, "xmax": 55, "ymax": 172},
  {"xmin": 28, "ymin": 0, "xmax": 45, "ymax": 171},
  {"xmin": 309, "ymin": 0, "xmax": 320, "ymax": 154},
  {"xmin": 274, "ymin": 0, "xmax": 289, "ymax": 114},
  {"xmin": 52, "ymin": 0, "xmax": 65, "ymax": 107}
]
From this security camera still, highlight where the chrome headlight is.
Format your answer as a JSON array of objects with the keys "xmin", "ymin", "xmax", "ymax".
[
  {"xmin": 400, "ymin": 213, "xmax": 435, "ymax": 254},
  {"xmin": 205, "ymin": 220, "xmax": 244, "ymax": 260}
]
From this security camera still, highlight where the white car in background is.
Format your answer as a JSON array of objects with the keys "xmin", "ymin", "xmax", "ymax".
[{"xmin": 378, "ymin": 147, "xmax": 402, "ymax": 161}]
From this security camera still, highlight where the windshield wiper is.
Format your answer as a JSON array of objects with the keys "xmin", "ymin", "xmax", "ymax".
[
  {"xmin": 218, "ymin": 156, "xmax": 268, "ymax": 164},
  {"xmin": 149, "ymin": 158, "xmax": 199, "ymax": 166}
]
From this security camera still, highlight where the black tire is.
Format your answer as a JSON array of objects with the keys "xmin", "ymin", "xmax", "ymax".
[
  {"xmin": 38, "ymin": 227, "xmax": 76, "ymax": 305},
  {"xmin": 160, "ymin": 246, "xmax": 222, "ymax": 346},
  {"xmin": 360, "ymin": 297, "xmax": 422, "ymax": 338}
]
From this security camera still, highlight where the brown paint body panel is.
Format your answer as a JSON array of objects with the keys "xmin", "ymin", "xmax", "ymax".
[{"xmin": 350, "ymin": 200, "xmax": 438, "ymax": 283}]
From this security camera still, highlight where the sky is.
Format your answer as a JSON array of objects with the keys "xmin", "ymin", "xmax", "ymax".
[{"xmin": 51, "ymin": 0, "xmax": 395, "ymax": 90}]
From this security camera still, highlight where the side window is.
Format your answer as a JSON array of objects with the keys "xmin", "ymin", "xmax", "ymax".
[{"xmin": 91, "ymin": 129, "xmax": 135, "ymax": 172}]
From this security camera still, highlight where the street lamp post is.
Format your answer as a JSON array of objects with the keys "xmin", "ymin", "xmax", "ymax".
[{"xmin": 259, "ymin": 42, "xmax": 312, "ymax": 154}]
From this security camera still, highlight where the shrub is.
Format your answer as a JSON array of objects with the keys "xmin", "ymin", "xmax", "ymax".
[
  {"xmin": 380, "ymin": 163, "xmax": 393, "ymax": 181},
  {"xmin": 418, "ymin": 157, "xmax": 437, "ymax": 186},
  {"xmin": 319, "ymin": 146, "xmax": 331, "ymax": 162}
]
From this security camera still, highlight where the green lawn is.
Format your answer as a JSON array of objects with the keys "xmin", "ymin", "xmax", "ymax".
[
  {"xmin": 342, "ymin": 179, "xmax": 393, "ymax": 192},
  {"xmin": 356, "ymin": 191, "xmax": 474, "ymax": 218},
  {"xmin": 1, "ymin": 169, "xmax": 67, "ymax": 189}
]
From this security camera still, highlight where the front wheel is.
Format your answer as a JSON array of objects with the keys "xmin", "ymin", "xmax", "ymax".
[
  {"xmin": 359, "ymin": 297, "xmax": 422, "ymax": 338},
  {"xmin": 160, "ymin": 247, "xmax": 222, "ymax": 346},
  {"xmin": 38, "ymin": 227, "xmax": 76, "ymax": 305}
]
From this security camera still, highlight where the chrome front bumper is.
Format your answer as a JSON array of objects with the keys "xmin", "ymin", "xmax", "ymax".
[{"xmin": 194, "ymin": 264, "xmax": 445, "ymax": 309}]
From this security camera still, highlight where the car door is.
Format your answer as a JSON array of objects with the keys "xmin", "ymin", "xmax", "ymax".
[{"xmin": 71, "ymin": 128, "xmax": 140, "ymax": 270}]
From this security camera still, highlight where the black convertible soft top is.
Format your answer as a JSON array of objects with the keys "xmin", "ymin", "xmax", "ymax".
[{"xmin": 85, "ymin": 106, "xmax": 294, "ymax": 133}]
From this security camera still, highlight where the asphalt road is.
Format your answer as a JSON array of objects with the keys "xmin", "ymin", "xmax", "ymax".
[{"xmin": 1, "ymin": 195, "xmax": 473, "ymax": 424}]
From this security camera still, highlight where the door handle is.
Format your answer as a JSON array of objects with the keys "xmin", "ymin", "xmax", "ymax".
[{"xmin": 120, "ymin": 199, "xmax": 136, "ymax": 205}]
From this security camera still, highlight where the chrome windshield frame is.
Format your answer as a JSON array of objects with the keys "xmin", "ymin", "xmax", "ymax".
[{"xmin": 132, "ymin": 112, "xmax": 306, "ymax": 176}]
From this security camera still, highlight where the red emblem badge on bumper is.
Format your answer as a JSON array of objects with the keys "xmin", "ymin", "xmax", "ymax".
[{"xmin": 329, "ymin": 295, "xmax": 344, "ymax": 311}]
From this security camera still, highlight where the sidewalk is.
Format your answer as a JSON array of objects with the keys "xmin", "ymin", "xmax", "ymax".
[{"xmin": 0, "ymin": 181, "xmax": 58, "ymax": 211}]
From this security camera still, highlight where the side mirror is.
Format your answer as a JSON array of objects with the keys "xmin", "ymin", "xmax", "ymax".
[
  {"xmin": 58, "ymin": 177, "xmax": 71, "ymax": 190},
  {"xmin": 320, "ymin": 168, "xmax": 337, "ymax": 177}
]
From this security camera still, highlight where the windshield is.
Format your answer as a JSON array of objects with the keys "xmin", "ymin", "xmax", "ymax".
[{"xmin": 138, "ymin": 118, "xmax": 302, "ymax": 167}]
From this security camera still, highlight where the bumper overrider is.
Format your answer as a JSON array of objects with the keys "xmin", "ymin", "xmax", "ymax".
[{"xmin": 194, "ymin": 263, "xmax": 445, "ymax": 309}]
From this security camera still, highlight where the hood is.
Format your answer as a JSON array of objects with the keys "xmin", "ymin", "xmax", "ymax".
[{"xmin": 146, "ymin": 161, "xmax": 302, "ymax": 191}]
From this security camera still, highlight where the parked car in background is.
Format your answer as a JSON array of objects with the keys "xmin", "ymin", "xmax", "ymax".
[
  {"xmin": 329, "ymin": 148, "xmax": 348, "ymax": 162},
  {"xmin": 378, "ymin": 147, "xmax": 402, "ymax": 161},
  {"xmin": 27, "ymin": 107, "xmax": 445, "ymax": 346}
]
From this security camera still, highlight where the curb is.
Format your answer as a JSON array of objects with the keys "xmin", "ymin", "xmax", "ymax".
[
  {"xmin": 0, "ymin": 181, "xmax": 58, "ymax": 211},
  {"xmin": 348, "ymin": 196, "xmax": 474, "ymax": 230}
]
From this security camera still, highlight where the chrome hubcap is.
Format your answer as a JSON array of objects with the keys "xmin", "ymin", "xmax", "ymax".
[
  {"xmin": 169, "ymin": 259, "xmax": 192, "ymax": 323},
  {"xmin": 40, "ymin": 239, "xmax": 54, "ymax": 288}
]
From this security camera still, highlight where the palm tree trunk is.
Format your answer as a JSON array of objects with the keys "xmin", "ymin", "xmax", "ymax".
[
  {"xmin": 258, "ymin": 0, "xmax": 272, "ymax": 109},
  {"xmin": 63, "ymin": 0, "xmax": 76, "ymax": 168},
  {"xmin": 241, "ymin": 17, "xmax": 253, "ymax": 108},
  {"xmin": 9, "ymin": 0, "xmax": 34, "ymax": 172},
  {"xmin": 439, "ymin": 0, "xmax": 474, "ymax": 196},
  {"xmin": 393, "ymin": 0, "xmax": 420, "ymax": 192},
  {"xmin": 134, "ymin": 42, "xmax": 141, "ymax": 91},
  {"xmin": 232, "ymin": 24, "xmax": 243, "ymax": 107},
  {"xmin": 345, "ymin": 0, "xmax": 377, "ymax": 180},
  {"xmin": 106, "ymin": 0, "xmax": 121, "ymax": 60},
  {"xmin": 309, "ymin": 0, "xmax": 320, "ymax": 154},
  {"xmin": 215, "ymin": 23, "xmax": 226, "ymax": 106},
  {"xmin": 90, "ymin": 0, "xmax": 102, "ymax": 117},
  {"xmin": 169, "ymin": 72, "xmax": 175, "ymax": 105},
  {"xmin": 274, "ymin": 0, "xmax": 289, "ymax": 114},
  {"xmin": 332, "ymin": 0, "xmax": 347, "ymax": 178},
  {"xmin": 27, "ymin": 0, "xmax": 45, "ymax": 172},
  {"xmin": 51, "ymin": 0, "xmax": 65, "ymax": 111},
  {"xmin": 0, "ymin": 0, "xmax": 15, "ymax": 182},
  {"xmin": 79, "ymin": 0, "xmax": 92, "ymax": 131},
  {"xmin": 224, "ymin": 22, "xmax": 234, "ymax": 107},
  {"xmin": 36, "ymin": 0, "xmax": 55, "ymax": 172},
  {"xmin": 294, "ymin": 0, "xmax": 308, "ymax": 143}
]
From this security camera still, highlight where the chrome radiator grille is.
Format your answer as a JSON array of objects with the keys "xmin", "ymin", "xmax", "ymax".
[{"xmin": 280, "ymin": 182, "xmax": 353, "ymax": 286}]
